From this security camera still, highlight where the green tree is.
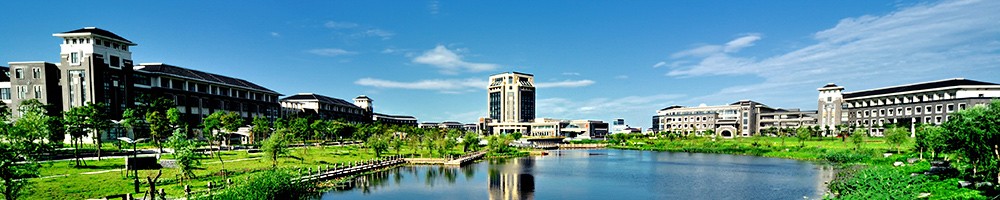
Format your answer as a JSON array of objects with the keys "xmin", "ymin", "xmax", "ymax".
[
  {"xmin": 511, "ymin": 132, "xmax": 522, "ymax": 141},
  {"xmin": 795, "ymin": 126, "xmax": 811, "ymax": 148},
  {"xmin": 145, "ymin": 110, "xmax": 171, "ymax": 154},
  {"xmin": 884, "ymin": 127, "xmax": 909, "ymax": 154},
  {"xmin": 250, "ymin": 116, "xmax": 272, "ymax": 144},
  {"xmin": 462, "ymin": 132, "xmax": 480, "ymax": 152},
  {"xmin": 914, "ymin": 124, "xmax": 947, "ymax": 159},
  {"xmin": 166, "ymin": 129, "xmax": 201, "ymax": 182},
  {"xmin": 851, "ymin": 127, "xmax": 867, "ymax": 150},
  {"xmin": 392, "ymin": 137, "xmax": 405, "ymax": 155},
  {"xmin": 63, "ymin": 105, "xmax": 91, "ymax": 166},
  {"xmin": 367, "ymin": 134, "xmax": 389, "ymax": 157},
  {"xmin": 2, "ymin": 101, "xmax": 54, "ymax": 200},
  {"xmin": 262, "ymin": 129, "xmax": 290, "ymax": 168},
  {"xmin": 85, "ymin": 103, "xmax": 113, "ymax": 160},
  {"xmin": 941, "ymin": 100, "xmax": 1000, "ymax": 184}
]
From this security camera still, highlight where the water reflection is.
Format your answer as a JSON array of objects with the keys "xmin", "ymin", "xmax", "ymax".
[
  {"xmin": 319, "ymin": 149, "xmax": 832, "ymax": 200},
  {"xmin": 489, "ymin": 173, "xmax": 534, "ymax": 200}
]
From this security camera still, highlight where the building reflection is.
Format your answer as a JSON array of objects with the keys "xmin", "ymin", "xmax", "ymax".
[{"xmin": 488, "ymin": 159, "xmax": 535, "ymax": 200}]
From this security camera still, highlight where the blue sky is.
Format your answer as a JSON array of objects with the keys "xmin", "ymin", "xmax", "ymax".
[{"xmin": 2, "ymin": 0, "xmax": 999, "ymax": 128}]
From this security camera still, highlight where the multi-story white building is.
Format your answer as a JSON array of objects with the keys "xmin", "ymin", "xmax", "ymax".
[
  {"xmin": 488, "ymin": 72, "xmax": 535, "ymax": 124},
  {"xmin": 819, "ymin": 78, "xmax": 1000, "ymax": 136},
  {"xmin": 654, "ymin": 100, "xmax": 817, "ymax": 138}
]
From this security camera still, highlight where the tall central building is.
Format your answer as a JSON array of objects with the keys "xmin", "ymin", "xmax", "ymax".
[{"xmin": 488, "ymin": 72, "xmax": 535, "ymax": 123}]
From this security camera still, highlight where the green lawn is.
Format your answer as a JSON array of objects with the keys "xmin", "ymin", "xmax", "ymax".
[{"xmin": 24, "ymin": 144, "xmax": 472, "ymax": 200}]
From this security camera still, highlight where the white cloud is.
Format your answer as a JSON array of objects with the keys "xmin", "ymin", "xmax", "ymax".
[
  {"xmin": 269, "ymin": 32, "xmax": 280, "ymax": 37},
  {"xmin": 537, "ymin": 94, "xmax": 684, "ymax": 119},
  {"xmin": 363, "ymin": 29, "xmax": 394, "ymax": 40},
  {"xmin": 561, "ymin": 72, "xmax": 581, "ymax": 76},
  {"xmin": 354, "ymin": 78, "xmax": 487, "ymax": 93},
  {"xmin": 429, "ymin": 0, "xmax": 440, "ymax": 15},
  {"xmin": 663, "ymin": 0, "xmax": 1000, "ymax": 109},
  {"xmin": 652, "ymin": 61, "xmax": 667, "ymax": 68},
  {"xmin": 723, "ymin": 34, "xmax": 761, "ymax": 53},
  {"xmin": 355, "ymin": 77, "xmax": 594, "ymax": 92},
  {"xmin": 305, "ymin": 48, "xmax": 357, "ymax": 57},
  {"xmin": 324, "ymin": 21, "xmax": 359, "ymax": 29},
  {"xmin": 535, "ymin": 80, "xmax": 595, "ymax": 88},
  {"xmin": 413, "ymin": 45, "xmax": 499, "ymax": 74}
]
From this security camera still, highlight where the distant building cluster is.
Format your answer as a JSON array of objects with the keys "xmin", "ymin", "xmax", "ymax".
[
  {"xmin": 651, "ymin": 78, "xmax": 1000, "ymax": 138},
  {"xmin": 2, "ymin": 27, "xmax": 417, "ymax": 144},
  {"xmin": 478, "ymin": 72, "xmax": 609, "ymax": 140}
]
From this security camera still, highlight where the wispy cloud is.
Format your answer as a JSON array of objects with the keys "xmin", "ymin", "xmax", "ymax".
[
  {"xmin": 536, "ymin": 80, "xmax": 595, "ymax": 88},
  {"xmin": 413, "ymin": 45, "xmax": 499, "ymax": 74},
  {"xmin": 429, "ymin": 0, "xmax": 441, "ymax": 15},
  {"xmin": 323, "ymin": 20, "xmax": 394, "ymax": 40},
  {"xmin": 269, "ymin": 32, "xmax": 281, "ymax": 37},
  {"xmin": 652, "ymin": 61, "xmax": 667, "ymax": 68},
  {"xmin": 305, "ymin": 48, "xmax": 357, "ymax": 57},
  {"xmin": 354, "ymin": 78, "xmax": 487, "ymax": 93},
  {"xmin": 363, "ymin": 29, "xmax": 394, "ymax": 40},
  {"xmin": 669, "ymin": 34, "xmax": 761, "ymax": 59},
  {"xmin": 324, "ymin": 21, "xmax": 359, "ymax": 29},
  {"xmin": 355, "ymin": 77, "xmax": 595, "ymax": 92},
  {"xmin": 561, "ymin": 72, "xmax": 581, "ymax": 76},
  {"xmin": 537, "ymin": 94, "xmax": 684, "ymax": 120},
  {"xmin": 661, "ymin": 0, "xmax": 1000, "ymax": 108}
]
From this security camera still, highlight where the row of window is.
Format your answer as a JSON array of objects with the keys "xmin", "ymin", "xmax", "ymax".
[
  {"xmin": 855, "ymin": 103, "xmax": 965, "ymax": 118},
  {"xmin": 11, "ymin": 85, "xmax": 43, "ymax": 99},
  {"xmin": 158, "ymin": 77, "xmax": 276, "ymax": 102},
  {"xmin": 12, "ymin": 68, "xmax": 42, "ymax": 79},
  {"xmin": 63, "ymin": 37, "xmax": 129, "ymax": 51},
  {"xmin": 849, "ymin": 92, "xmax": 958, "ymax": 108},
  {"xmin": 856, "ymin": 115, "xmax": 949, "ymax": 127}
]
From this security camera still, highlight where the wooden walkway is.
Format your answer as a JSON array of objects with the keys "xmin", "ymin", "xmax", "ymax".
[
  {"xmin": 444, "ymin": 151, "xmax": 486, "ymax": 166},
  {"xmin": 293, "ymin": 156, "xmax": 406, "ymax": 183}
]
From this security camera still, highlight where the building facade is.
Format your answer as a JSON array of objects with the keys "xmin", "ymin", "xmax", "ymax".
[
  {"xmin": 280, "ymin": 93, "xmax": 371, "ymax": 124},
  {"xmin": 488, "ymin": 72, "xmax": 535, "ymax": 123},
  {"xmin": 818, "ymin": 78, "xmax": 1000, "ymax": 136},
  {"xmin": 6, "ymin": 27, "xmax": 282, "ymax": 143},
  {"xmin": 372, "ymin": 113, "xmax": 417, "ymax": 127},
  {"xmin": 654, "ymin": 100, "xmax": 818, "ymax": 138}
]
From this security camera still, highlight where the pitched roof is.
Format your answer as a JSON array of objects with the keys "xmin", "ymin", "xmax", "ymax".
[
  {"xmin": 374, "ymin": 113, "xmax": 417, "ymax": 120},
  {"xmin": 59, "ymin": 27, "xmax": 133, "ymax": 44},
  {"xmin": 844, "ymin": 78, "xmax": 999, "ymax": 99},
  {"xmin": 280, "ymin": 93, "xmax": 360, "ymax": 108},
  {"xmin": 137, "ymin": 63, "xmax": 279, "ymax": 94}
]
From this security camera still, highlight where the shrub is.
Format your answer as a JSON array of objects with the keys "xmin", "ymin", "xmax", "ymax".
[{"xmin": 199, "ymin": 170, "xmax": 316, "ymax": 200}]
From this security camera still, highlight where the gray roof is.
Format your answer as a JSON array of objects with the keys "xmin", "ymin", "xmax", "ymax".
[
  {"xmin": 60, "ymin": 27, "xmax": 133, "ymax": 43},
  {"xmin": 844, "ymin": 78, "xmax": 998, "ymax": 99},
  {"xmin": 138, "ymin": 63, "xmax": 280, "ymax": 95},
  {"xmin": 281, "ymin": 93, "xmax": 360, "ymax": 108}
]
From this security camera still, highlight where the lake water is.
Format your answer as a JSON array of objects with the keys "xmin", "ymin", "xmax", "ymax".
[{"xmin": 318, "ymin": 149, "xmax": 835, "ymax": 200}]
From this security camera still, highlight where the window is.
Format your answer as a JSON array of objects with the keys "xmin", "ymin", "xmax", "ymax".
[
  {"xmin": 32, "ymin": 68, "xmax": 40, "ymax": 79},
  {"xmin": 896, "ymin": 108, "xmax": 903, "ymax": 116},
  {"xmin": 14, "ymin": 68, "xmax": 23, "ymax": 79},
  {"xmin": 959, "ymin": 103, "xmax": 966, "ymax": 110},
  {"xmin": 915, "ymin": 106, "xmax": 922, "ymax": 114},
  {"xmin": 110, "ymin": 55, "xmax": 120, "ymax": 67},
  {"xmin": 33, "ymin": 85, "xmax": 42, "ymax": 98},
  {"xmin": 16, "ymin": 86, "xmax": 26, "ymax": 99},
  {"xmin": 827, "ymin": 97, "xmax": 832, "ymax": 102},
  {"xmin": 70, "ymin": 52, "xmax": 80, "ymax": 63},
  {"xmin": 906, "ymin": 107, "xmax": 912, "ymax": 115},
  {"xmin": 936, "ymin": 105, "xmax": 943, "ymax": 113},
  {"xmin": 0, "ymin": 88, "xmax": 8, "ymax": 100},
  {"xmin": 925, "ymin": 106, "xmax": 933, "ymax": 114},
  {"xmin": 947, "ymin": 104, "xmax": 955, "ymax": 112}
]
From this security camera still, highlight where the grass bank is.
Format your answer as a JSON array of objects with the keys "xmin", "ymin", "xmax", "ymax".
[
  {"xmin": 25, "ymin": 144, "xmax": 472, "ymax": 200},
  {"xmin": 609, "ymin": 136, "xmax": 991, "ymax": 199}
]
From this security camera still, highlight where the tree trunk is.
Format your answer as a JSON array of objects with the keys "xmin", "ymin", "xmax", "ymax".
[
  {"xmin": 73, "ymin": 138, "xmax": 81, "ymax": 166},
  {"xmin": 96, "ymin": 134, "xmax": 103, "ymax": 161}
]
